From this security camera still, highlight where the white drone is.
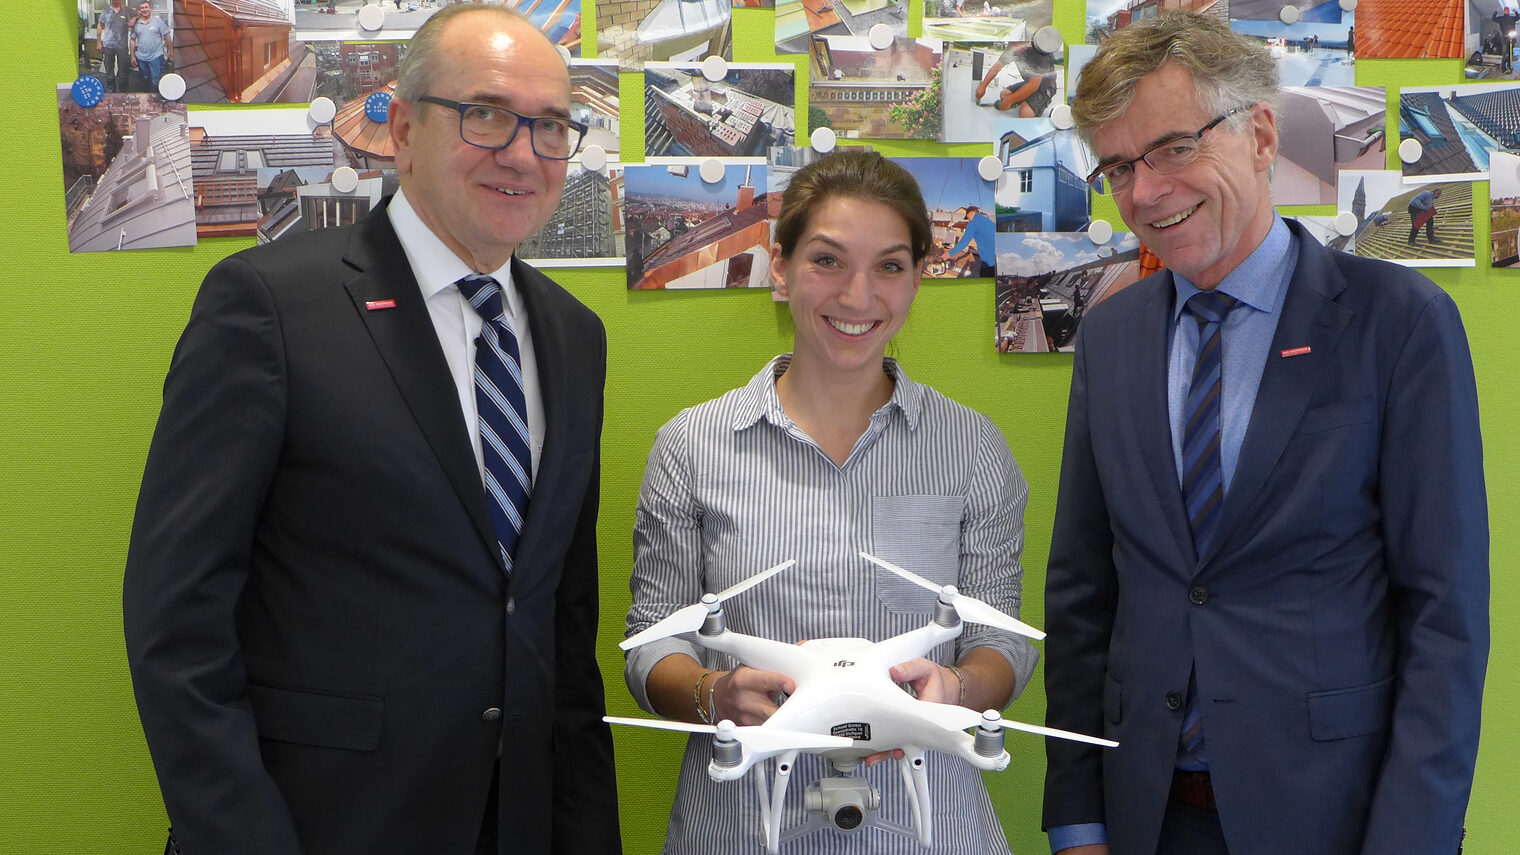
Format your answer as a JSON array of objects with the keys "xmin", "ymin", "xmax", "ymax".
[{"xmin": 608, "ymin": 552, "xmax": 1116, "ymax": 852}]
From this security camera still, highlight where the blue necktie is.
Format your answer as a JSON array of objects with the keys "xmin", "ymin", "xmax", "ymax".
[
  {"xmin": 456, "ymin": 274, "xmax": 532, "ymax": 572},
  {"xmin": 1179, "ymin": 289, "xmax": 1236, "ymax": 761}
]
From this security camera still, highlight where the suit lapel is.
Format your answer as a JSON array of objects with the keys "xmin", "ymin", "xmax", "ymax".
[
  {"xmin": 341, "ymin": 207, "xmax": 502, "ymax": 564},
  {"xmin": 1202, "ymin": 222, "xmax": 1352, "ymax": 567}
]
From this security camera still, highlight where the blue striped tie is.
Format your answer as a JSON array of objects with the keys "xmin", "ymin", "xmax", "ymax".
[
  {"xmin": 456, "ymin": 274, "xmax": 532, "ymax": 572},
  {"xmin": 1179, "ymin": 289, "xmax": 1236, "ymax": 761}
]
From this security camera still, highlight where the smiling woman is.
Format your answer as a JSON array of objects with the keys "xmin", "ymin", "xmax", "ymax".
[{"xmin": 621, "ymin": 149, "xmax": 1040, "ymax": 854}]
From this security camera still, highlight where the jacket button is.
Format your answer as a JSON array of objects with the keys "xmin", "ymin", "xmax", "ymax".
[
  {"xmin": 1165, "ymin": 691, "xmax": 1183, "ymax": 710},
  {"xmin": 482, "ymin": 707, "xmax": 502, "ymax": 722},
  {"xmin": 505, "ymin": 597, "xmax": 516, "ymax": 616},
  {"xmin": 1189, "ymin": 586, "xmax": 1209, "ymax": 605}
]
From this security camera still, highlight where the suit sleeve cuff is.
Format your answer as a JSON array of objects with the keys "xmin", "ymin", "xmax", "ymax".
[{"xmin": 1048, "ymin": 822, "xmax": 1107, "ymax": 853}]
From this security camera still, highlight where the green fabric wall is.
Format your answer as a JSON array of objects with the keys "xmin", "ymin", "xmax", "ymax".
[{"xmin": 1, "ymin": 2, "xmax": 1513, "ymax": 852}]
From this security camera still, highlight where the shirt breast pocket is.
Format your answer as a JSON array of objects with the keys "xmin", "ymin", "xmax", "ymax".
[{"xmin": 870, "ymin": 495, "xmax": 965, "ymax": 613}]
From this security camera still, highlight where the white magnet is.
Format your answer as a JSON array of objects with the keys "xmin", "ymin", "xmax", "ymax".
[
  {"xmin": 1338, "ymin": 0, "xmax": 1356, "ymax": 10},
  {"xmin": 1033, "ymin": 26, "xmax": 1064, "ymax": 55},
  {"xmin": 810, "ymin": 126, "xmax": 837, "ymax": 153},
  {"xmin": 978, "ymin": 155, "xmax": 1003, "ymax": 182},
  {"xmin": 868, "ymin": 23, "xmax": 895, "ymax": 50},
  {"xmin": 308, "ymin": 96, "xmax": 338, "ymax": 125},
  {"xmin": 557, "ymin": 45, "xmax": 573, "ymax": 65},
  {"xmin": 699, "ymin": 158, "xmax": 726, "ymax": 184},
  {"xmin": 331, "ymin": 166, "xmax": 360, "ymax": 193},
  {"xmin": 702, "ymin": 55, "xmax": 729, "ymax": 82},
  {"xmin": 1334, "ymin": 211, "xmax": 1358, "ymax": 236},
  {"xmin": 581, "ymin": 144, "xmax": 607, "ymax": 172},
  {"xmin": 1279, "ymin": 5, "xmax": 1300, "ymax": 25},
  {"xmin": 1051, "ymin": 103, "xmax": 1075, "ymax": 130},
  {"xmin": 1398, "ymin": 137, "xmax": 1424, "ymax": 164},
  {"xmin": 357, "ymin": 4, "xmax": 386, "ymax": 31},
  {"xmin": 1088, "ymin": 219, "xmax": 1114, "ymax": 244},
  {"xmin": 158, "ymin": 72, "xmax": 186, "ymax": 101}
]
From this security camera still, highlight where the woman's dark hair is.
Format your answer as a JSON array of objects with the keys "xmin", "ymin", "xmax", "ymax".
[{"xmin": 774, "ymin": 149, "xmax": 933, "ymax": 263}]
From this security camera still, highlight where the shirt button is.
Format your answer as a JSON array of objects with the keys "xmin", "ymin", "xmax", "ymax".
[
  {"xmin": 1165, "ymin": 691, "xmax": 1184, "ymax": 710},
  {"xmin": 482, "ymin": 707, "xmax": 502, "ymax": 722},
  {"xmin": 1189, "ymin": 586, "xmax": 1209, "ymax": 605}
]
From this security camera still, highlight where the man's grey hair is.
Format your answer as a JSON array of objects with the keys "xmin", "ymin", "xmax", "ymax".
[
  {"xmin": 394, "ymin": 2, "xmax": 542, "ymax": 104},
  {"xmin": 1071, "ymin": 11, "xmax": 1280, "ymax": 149}
]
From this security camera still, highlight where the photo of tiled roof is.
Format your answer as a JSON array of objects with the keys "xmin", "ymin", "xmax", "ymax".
[
  {"xmin": 1353, "ymin": 0, "xmax": 1464, "ymax": 58},
  {"xmin": 1399, "ymin": 90, "xmax": 1479, "ymax": 176},
  {"xmin": 1447, "ymin": 87, "xmax": 1520, "ymax": 149}
]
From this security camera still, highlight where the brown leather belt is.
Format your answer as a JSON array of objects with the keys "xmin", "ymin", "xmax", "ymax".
[{"xmin": 1171, "ymin": 770, "xmax": 1217, "ymax": 811}]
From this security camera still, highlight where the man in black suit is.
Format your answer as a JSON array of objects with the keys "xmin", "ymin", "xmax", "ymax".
[{"xmin": 123, "ymin": 6, "xmax": 621, "ymax": 854}]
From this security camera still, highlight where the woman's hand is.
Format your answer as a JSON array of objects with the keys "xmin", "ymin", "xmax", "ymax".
[
  {"xmin": 889, "ymin": 658, "xmax": 962, "ymax": 705},
  {"xmin": 711, "ymin": 666, "xmax": 796, "ymax": 726}
]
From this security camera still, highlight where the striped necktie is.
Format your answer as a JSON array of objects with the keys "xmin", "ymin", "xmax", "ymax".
[
  {"xmin": 456, "ymin": 274, "xmax": 532, "ymax": 572},
  {"xmin": 1179, "ymin": 289, "xmax": 1236, "ymax": 762}
]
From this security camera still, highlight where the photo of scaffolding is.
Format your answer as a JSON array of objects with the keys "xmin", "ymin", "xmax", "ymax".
[
  {"xmin": 922, "ymin": 0, "xmax": 1051, "ymax": 42},
  {"xmin": 644, "ymin": 63, "xmax": 796, "ymax": 159},
  {"xmin": 1398, "ymin": 83, "xmax": 1520, "ymax": 182},
  {"xmin": 1336, "ymin": 170, "xmax": 1475, "ymax": 267},
  {"xmin": 807, "ymin": 35, "xmax": 943, "ymax": 139},
  {"xmin": 774, "ymin": 0, "xmax": 907, "ymax": 55},
  {"xmin": 519, "ymin": 163, "xmax": 626, "ymax": 267},
  {"xmin": 624, "ymin": 163, "xmax": 772, "ymax": 289},
  {"xmin": 942, "ymin": 41, "xmax": 1063, "ymax": 143},
  {"xmin": 598, "ymin": 0, "xmax": 731, "ymax": 69},
  {"xmin": 1229, "ymin": 18, "xmax": 1354, "ymax": 86},
  {"xmin": 60, "ymin": 90, "xmax": 197, "ymax": 253},
  {"xmin": 253, "ymin": 166, "xmax": 397, "ymax": 244},
  {"xmin": 1489, "ymin": 151, "xmax": 1520, "ymax": 266},
  {"xmin": 1270, "ymin": 86, "xmax": 1385, "ymax": 205},
  {"xmin": 571, "ymin": 60, "xmax": 622, "ymax": 157},
  {"xmin": 994, "ymin": 231, "xmax": 1144, "ymax": 353},
  {"xmin": 188, "ymin": 107, "xmax": 343, "ymax": 238},
  {"xmin": 994, "ymin": 117, "xmax": 1093, "ymax": 233}
]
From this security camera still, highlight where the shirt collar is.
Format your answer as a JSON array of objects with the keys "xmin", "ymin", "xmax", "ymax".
[
  {"xmin": 1169, "ymin": 215, "xmax": 1294, "ymax": 321},
  {"xmin": 732, "ymin": 354, "xmax": 922, "ymax": 432},
  {"xmin": 387, "ymin": 188, "xmax": 519, "ymax": 313}
]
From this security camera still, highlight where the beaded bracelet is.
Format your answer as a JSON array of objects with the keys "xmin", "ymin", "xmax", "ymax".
[
  {"xmin": 946, "ymin": 664, "xmax": 968, "ymax": 707},
  {"xmin": 694, "ymin": 670, "xmax": 716, "ymax": 723}
]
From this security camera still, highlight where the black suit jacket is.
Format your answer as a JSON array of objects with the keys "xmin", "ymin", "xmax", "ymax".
[{"xmin": 124, "ymin": 203, "xmax": 620, "ymax": 855}]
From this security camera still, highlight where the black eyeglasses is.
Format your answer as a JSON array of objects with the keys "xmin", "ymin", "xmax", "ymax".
[
  {"xmin": 1086, "ymin": 105, "xmax": 1253, "ymax": 195},
  {"xmin": 416, "ymin": 95, "xmax": 587, "ymax": 161}
]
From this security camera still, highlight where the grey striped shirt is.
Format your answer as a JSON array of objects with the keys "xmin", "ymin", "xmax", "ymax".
[{"xmin": 626, "ymin": 355, "xmax": 1037, "ymax": 854}]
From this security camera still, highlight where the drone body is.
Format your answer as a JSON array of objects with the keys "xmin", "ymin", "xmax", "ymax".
[{"xmin": 609, "ymin": 553, "xmax": 1116, "ymax": 852}]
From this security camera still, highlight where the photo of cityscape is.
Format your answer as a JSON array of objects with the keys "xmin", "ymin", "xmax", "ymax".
[
  {"xmin": 994, "ymin": 230, "xmax": 1144, "ymax": 352},
  {"xmin": 624, "ymin": 163, "xmax": 772, "ymax": 289}
]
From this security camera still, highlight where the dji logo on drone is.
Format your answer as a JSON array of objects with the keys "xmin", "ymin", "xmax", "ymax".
[{"xmin": 833, "ymin": 660, "xmax": 855, "ymax": 668}]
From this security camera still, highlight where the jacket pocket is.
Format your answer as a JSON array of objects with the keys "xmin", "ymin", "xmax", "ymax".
[
  {"xmin": 869, "ymin": 494, "xmax": 965, "ymax": 613},
  {"xmin": 1293, "ymin": 395, "xmax": 1374, "ymax": 439},
  {"xmin": 249, "ymin": 682, "xmax": 384, "ymax": 751},
  {"xmin": 1306, "ymin": 675, "xmax": 1393, "ymax": 741}
]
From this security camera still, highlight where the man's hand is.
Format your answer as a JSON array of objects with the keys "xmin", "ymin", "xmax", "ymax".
[{"xmin": 711, "ymin": 666, "xmax": 795, "ymax": 726}]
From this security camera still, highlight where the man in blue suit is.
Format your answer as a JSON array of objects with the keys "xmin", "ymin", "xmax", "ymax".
[{"xmin": 1043, "ymin": 12, "xmax": 1488, "ymax": 855}]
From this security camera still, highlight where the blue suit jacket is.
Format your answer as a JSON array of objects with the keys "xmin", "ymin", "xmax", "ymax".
[{"xmin": 1042, "ymin": 220, "xmax": 1488, "ymax": 855}]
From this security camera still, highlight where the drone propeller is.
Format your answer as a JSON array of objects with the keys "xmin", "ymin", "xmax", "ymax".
[
  {"xmin": 908, "ymin": 703, "xmax": 1118, "ymax": 748},
  {"xmin": 603, "ymin": 715, "xmax": 853, "ymax": 754},
  {"xmin": 621, "ymin": 559, "xmax": 797, "ymax": 651},
  {"xmin": 860, "ymin": 552, "xmax": 1046, "ymax": 641}
]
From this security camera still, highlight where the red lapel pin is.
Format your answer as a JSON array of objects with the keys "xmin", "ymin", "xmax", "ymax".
[
  {"xmin": 1280, "ymin": 345, "xmax": 1311, "ymax": 358},
  {"xmin": 365, "ymin": 299, "xmax": 397, "ymax": 311}
]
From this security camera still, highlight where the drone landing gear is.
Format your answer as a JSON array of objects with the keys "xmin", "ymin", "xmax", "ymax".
[{"xmin": 756, "ymin": 749, "xmax": 934, "ymax": 853}]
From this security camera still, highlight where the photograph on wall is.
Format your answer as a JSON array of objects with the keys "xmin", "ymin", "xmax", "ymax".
[
  {"xmin": 1229, "ymin": 18, "xmax": 1353, "ymax": 86},
  {"xmin": 643, "ymin": 63, "xmax": 796, "ymax": 160},
  {"xmin": 1065, "ymin": 43, "xmax": 1094, "ymax": 101},
  {"xmin": 775, "ymin": 0, "xmax": 908, "ymax": 55},
  {"xmin": 1228, "ymin": 0, "xmax": 1346, "ymax": 21},
  {"xmin": 598, "ymin": 0, "xmax": 731, "ymax": 70},
  {"xmin": 994, "ymin": 230, "xmax": 1145, "ymax": 353},
  {"xmin": 942, "ymin": 40, "xmax": 1063, "ymax": 143},
  {"xmin": 188, "ymin": 106, "xmax": 343, "ymax": 238},
  {"xmin": 254, "ymin": 166, "xmax": 397, "ymax": 244},
  {"xmin": 1467, "ymin": 4, "xmax": 1520, "ymax": 80},
  {"xmin": 887, "ymin": 157, "xmax": 997, "ymax": 278},
  {"xmin": 994, "ymin": 117, "xmax": 1093, "ymax": 233},
  {"xmin": 1489, "ymin": 151, "xmax": 1520, "ymax": 266},
  {"xmin": 1351, "ymin": 0, "xmax": 1463, "ymax": 59},
  {"xmin": 807, "ymin": 35, "xmax": 943, "ymax": 140},
  {"xmin": 1336, "ymin": 170, "xmax": 1475, "ymax": 267},
  {"xmin": 1083, "ymin": 0, "xmax": 1225, "ymax": 45},
  {"xmin": 294, "ymin": 0, "xmax": 581, "ymax": 53},
  {"xmin": 60, "ymin": 89, "xmax": 197, "ymax": 253},
  {"xmin": 624, "ymin": 163, "xmax": 772, "ymax": 289},
  {"xmin": 1288, "ymin": 214, "xmax": 1353, "ymax": 251},
  {"xmin": 1270, "ymin": 86, "xmax": 1385, "ymax": 205},
  {"xmin": 922, "ymin": 0, "xmax": 1051, "ymax": 43},
  {"xmin": 736, "ymin": 0, "xmax": 776, "ymax": 8},
  {"xmin": 1398, "ymin": 83, "xmax": 1520, "ymax": 182},
  {"xmin": 519, "ymin": 163, "xmax": 627, "ymax": 267},
  {"xmin": 78, "ymin": 0, "xmax": 176, "ymax": 97},
  {"xmin": 571, "ymin": 60, "xmax": 622, "ymax": 158}
]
